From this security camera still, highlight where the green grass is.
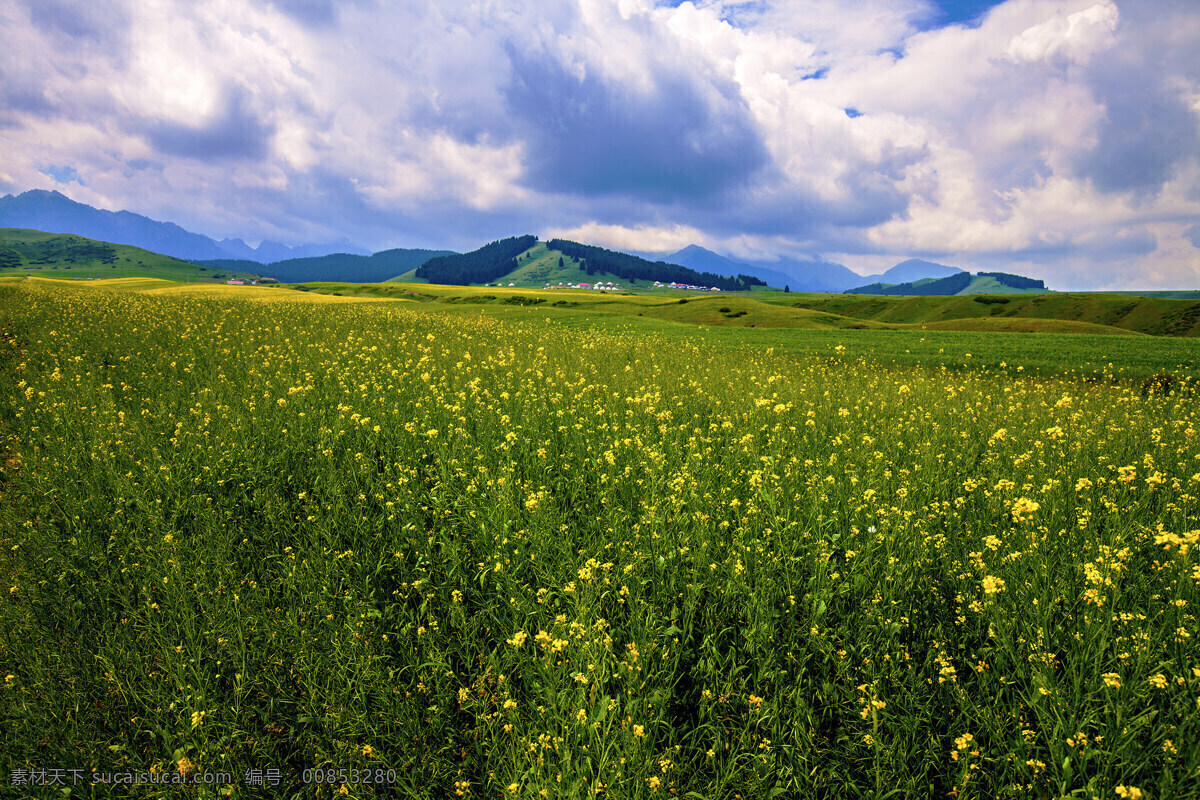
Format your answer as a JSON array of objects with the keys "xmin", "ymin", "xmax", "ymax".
[
  {"xmin": 495, "ymin": 241, "xmax": 652, "ymax": 289},
  {"xmin": 0, "ymin": 228, "xmax": 263, "ymax": 282},
  {"xmin": 956, "ymin": 275, "xmax": 1049, "ymax": 295},
  {"xmin": 778, "ymin": 292, "xmax": 1200, "ymax": 337},
  {"xmin": 1, "ymin": 279, "xmax": 1198, "ymax": 799}
]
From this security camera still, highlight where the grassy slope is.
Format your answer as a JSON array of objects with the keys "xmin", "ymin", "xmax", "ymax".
[
  {"xmin": 6, "ymin": 276, "xmax": 1200, "ymax": 385},
  {"xmin": 288, "ymin": 282, "xmax": 1164, "ymax": 336},
  {"xmin": 955, "ymin": 275, "xmax": 1049, "ymax": 295},
  {"xmin": 781, "ymin": 291, "xmax": 1200, "ymax": 336},
  {"xmin": 0, "ymin": 228, "xmax": 262, "ymax": 282},
  {"xmin": 499, "ymin": 241, "xmax": 652, "ymax": 288},
  {"xmin": 1104, "ymin": 290, "xmax": 1200, "ymax": 299},
  {"xmin": 211, "ymin": 281, "xmax": 1200, "ymax": 382},
  {"xmin": 394, "ymin": 241, "xmax": 683, "ymax": 289},
  {"xmin": 21, "ymin": 277, "xmax": 1196, "ymax": 382}
]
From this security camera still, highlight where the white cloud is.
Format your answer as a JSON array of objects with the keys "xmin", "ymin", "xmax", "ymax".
[
  {"xmin": 1005, "ymin": 2, "xmax": 1119, "ymax": 65},
  {"xmin": 544, "ymin": 222, "xmax": 710, "ymax": 253},
  {"xmin": 1, "ymin": 0, "xmax": 1198, "ymax": 288}
]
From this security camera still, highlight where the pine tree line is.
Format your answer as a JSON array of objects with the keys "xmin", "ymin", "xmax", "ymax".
[
  {"xmin": 547, "ymin": 239, "xmax": 751, "ymax": 291},
  {"xmin": 416, "ymin": 235, "xmax": 538, "ymax": 285}
]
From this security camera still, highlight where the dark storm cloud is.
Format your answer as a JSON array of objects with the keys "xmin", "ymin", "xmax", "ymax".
[
  {"xmin": 1072, "ymin": 3, "xmax": 1200, "ymax": 196},
  {"xmin": 5, "ymin": 0, "xmax": 128, "ymax": 122},
  {"xmin": 0, "ymin": 85, "xmax": 55, "ymax": 123},
  {"xmin": 141, "ymin": 91, "xmax": 274, "ymax": 161},
  {"xmin": 23, "ymin": 0, "xmax": 129, "ymax": 42},
  {"xmin": 233, "ymin": 166, "xmax": 544, "ymax": 252},
  {"xmin": 504, "ymin": 47, "xmax": 768, "ymax": 204},
  {"xmin": 1075, "ymin": 62, "xmax": 1199, "ymax": 195}
]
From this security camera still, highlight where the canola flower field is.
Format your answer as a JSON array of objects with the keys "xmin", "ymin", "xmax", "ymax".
[{"xmin": 1, "ymin": 278, "xmax": 1198, "ymax": 799}]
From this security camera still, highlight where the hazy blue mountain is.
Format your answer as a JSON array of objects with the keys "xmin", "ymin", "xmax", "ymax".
[
  {"xmin": 666, "ymin": 245, "xmax": 793, "ymax": 288},
  {"xmin": 762, "ymin": 256, "xmax": 864, "ymax": 292},
  {"xmin": 0, "ymin": 189, "xmax": 367, "ymax": 263},
  {"xmin": 861, "ymin": 258, "xmax": 964, "ymax": 285},
  {"xmin": 667, "ymin": 244, "xmax": 864, "ymax": 292},
  {"xmin": 216, "ymin": 237, "xmax": 370, "ymax": 263},
  {"xmin": 845, "ymin": 270, "xmax": 1046, "ymax": 296},
  {"xmin": 0, "ymin": 190, "xmax": 229, "ymax": 260}
]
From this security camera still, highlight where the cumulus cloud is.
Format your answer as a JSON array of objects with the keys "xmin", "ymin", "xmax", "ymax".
[
  {"xmin": 0, "ymin": 0, "xmax": 1197, "ymax": 287},
  {"xmin": 545, "ymin": 222, "xmax": 711, "ymax": 253},
  {"xmin": 1004, "ymin": 3, "xmax": 1118, "ymax": 64}
]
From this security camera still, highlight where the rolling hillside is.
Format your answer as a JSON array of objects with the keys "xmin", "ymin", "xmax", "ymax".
[
  {"xmin": 547, "ymin": 239, "xmax": 757, "ymax": 291},
  {"xmin": 413, "ymin": 238, "xmax": 761, "ymax": 291},
  {"xmin": 481, "ymin": 241, "xmax": 645, "ymax": 287},
  {"xmin": 196, "ymin": 248, "xmax": 455, "ymax": 283},
  {"xmin": 277, "ymin": 279, "xmax": 1200, "ymax": 338},
  {"xmin": 784, "ymin": 291, "xmax": 1200, "ymax": 336},
  {"xmin": 0, "ymin": 228, "xmax": 261, "ymax": 282}
]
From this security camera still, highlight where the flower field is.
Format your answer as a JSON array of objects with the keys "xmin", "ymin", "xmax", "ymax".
[{"xmin": 1, "ymin": 278, "xmax": 1198, "ymax": 798}]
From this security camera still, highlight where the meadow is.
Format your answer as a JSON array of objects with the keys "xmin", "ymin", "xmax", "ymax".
[{"xmin": 1, "ymin": 277, "xmax": 1198, "ymax": 798}]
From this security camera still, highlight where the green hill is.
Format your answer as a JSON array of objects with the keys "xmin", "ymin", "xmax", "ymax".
[
  {"xmin": 547, "ymin": 239, "xmax": 756, "ymax": 291},
  {"xmin": 279, "ymin": 279, "xmax": 1200, "ymax": 338},
  {"xmin": 783, "ymin": 291, "xmax": 1200, "ymax": 336},
  {"xmin": 414, "ymin": 237, "xmax": 761, "ymax": 291},
  {"xmin": 491, "ymin": 241, "xmax": 650, "ymax": 288},
  {"xmin": 196, "ymin": 248, "xmax": 454, "ymax": 283},
  {"xmin": 0, "ymin": 228, "xmax": 260, "ymax": 282},
  {"xmin": 846, "ymin": 271, "xmax": 1048, "ymax": 296}
]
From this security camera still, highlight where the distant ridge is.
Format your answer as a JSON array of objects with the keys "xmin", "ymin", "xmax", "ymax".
[
  {"xmin": 198, "ymin": 248, "xmax": 455, "ymax": 283},
  {"xmin": 848, "ymin": 272, "xmax": 973, "ymax": 296},
  {"xmin": 0, "ymin": 227, "xmax": 261, "ymax": 281},
  {"xmin": 416, "ymin": 236, "xmax": 539, "ymax": 285},
  {"xmin": 666, "ymin": 245, "xmax": 793, "ymax": 289},
  {"xmin": 665, "ymin": 245, "xmax": 936, "ymax": 293},
  {"xmin": 667, "ymin": 245, "xmax": 863, "ymax": 292},
  {"xmin": 861, "ymin": 259, "xmax": 964, "ymax": 285},
  {"xmin": 0, "ymin": 189, "xmax": 368, "ymax": 263},
  {"xmin": 846, "ymin": 271, "xmax": 1047, "ymax": 296}
]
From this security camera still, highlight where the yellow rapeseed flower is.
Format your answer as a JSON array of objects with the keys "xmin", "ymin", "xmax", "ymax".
[{"xmin": 982, "ymin": 575, "xmax": 1006, "ymax": 595}]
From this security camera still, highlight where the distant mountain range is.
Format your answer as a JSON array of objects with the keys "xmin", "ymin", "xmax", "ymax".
[
  {"xmin": 0, "ymin": 189, "xmax": 368, "ymax": 263},
  {"xmin": 666, "ymin": 245, "xmax": 864, "ymax": 293},
  {"xmin": 846, "ymin": 271, "xmax": 1047, "ymax": 296},
  {"xmin": 1, "ymin": 189, "xmax": 1043, "ymax": 292},
  {"xmin": 665, "ymin": 246, "xmax": 970, "ymax": 293},
  {"xmin": 198, "ymin": 249, "xmax": 455, "ymax": 284},
  {"xmin": 862, "ymin": 258, "xmax": 964, "ymax": 285}
]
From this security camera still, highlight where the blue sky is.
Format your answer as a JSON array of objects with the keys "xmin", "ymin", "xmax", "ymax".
[
  {"xmin": 1, "ymin": 0, "xmax": 1198, "ymax": 289},
  {"xmin": 927, "ymin": 1, "xmax": 1007, "ymax": 26}
]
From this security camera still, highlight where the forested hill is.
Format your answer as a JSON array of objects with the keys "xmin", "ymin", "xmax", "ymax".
[
  {"xmin": 848, "ymin": 272, "xmax": 973, "ymax": 296},
  {"xmin": 846, "ymin": 271, "xmax": 1047, "ymax": 296},
  {"xmin": 262, "ymin": 248, "xmax": 452, "ymax": 283},
  {"xmin": 548, "ymin": 239, "xmax": 756, "ymax": 291},
  {"xmin": 416, "ymin": 235, "xmax": 538, "ymax": 285}
]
